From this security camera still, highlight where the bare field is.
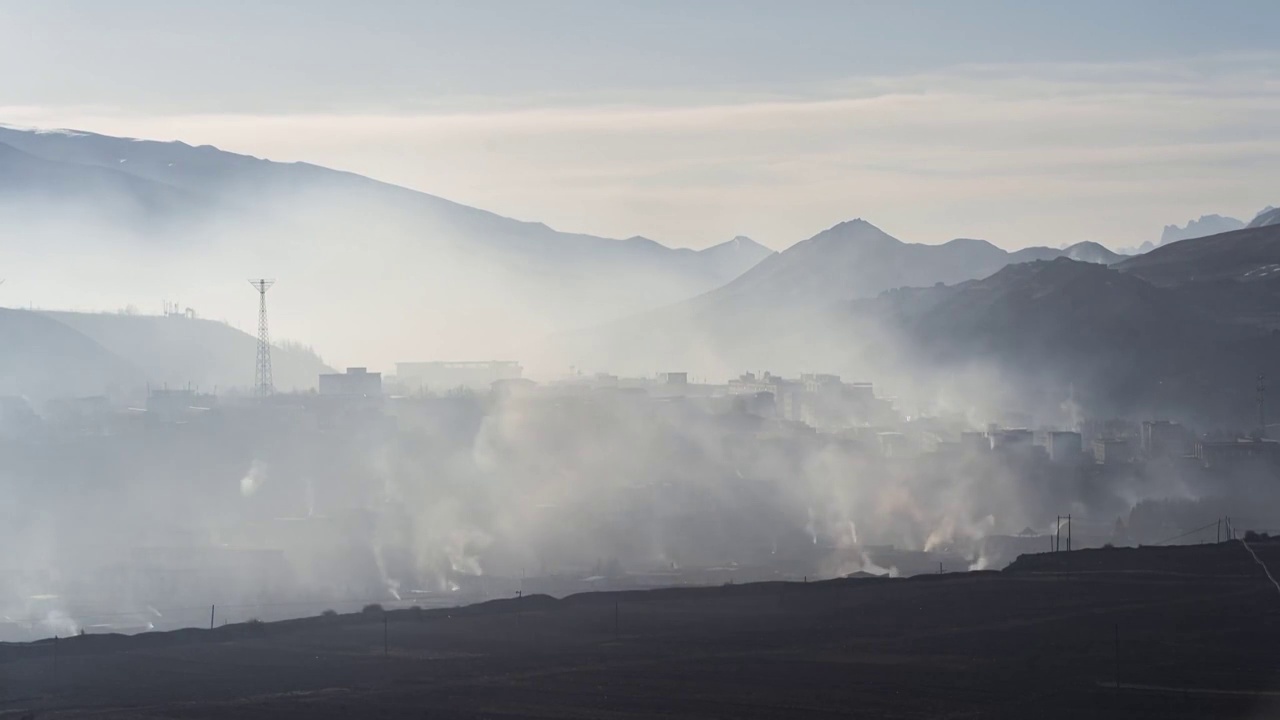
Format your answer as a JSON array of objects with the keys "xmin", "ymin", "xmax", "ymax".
[{"xmin": 5, "ymin": 542, "xmax": 1280, "ymax": 718}]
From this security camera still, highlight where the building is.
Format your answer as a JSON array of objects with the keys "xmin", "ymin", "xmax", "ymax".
[
  {"xmin": 794, "ymin": 376, "xmax": 893, "ymax": 430},
  {"xmin": 656, "ymin": 372, "xmax": 688, "ymax": 386},
  {"xmin": 991, "ymin": 428, "xmax": 1034, "ymax": 452},
  {"xmin": 1141, "ymin": 420, "xmax": 1192, "ymax": 458},
  {"xmin": 319, "ymin": 367, "xmax": 382, "ymax": 397},
  {"xmin": 728, "ymin": 372, "xmax": 801, "ymax": 420},
  {"xmin": 1047, "ymin": 431, "xmax": 1083, "ymax": 464},
  {"xmin": 876, "ymin": 431, "xmax": 910, "ymax": 458},
  {"xmin": 1093, "ymin": 438, "xmax": 1133, "ymax": 465},
  {"xmin": 145, "ymin": 388, "xmax": 217, "ymax": 423},
  {"xmin": 1196, "ymin": 438, "xmax": 1280, "ymax": 470},
  {"xmin": 395, "ymin": 361, "xmax": 522, "ymax": 393},
  {"xmin": 960, "ymin": 431, "xmax": 990, "ymax": 454},
  {"xmin": 491, "ymin": 377, "xmax": 537, "ymax": 398}
]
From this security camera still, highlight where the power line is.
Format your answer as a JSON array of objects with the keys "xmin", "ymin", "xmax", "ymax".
[{"xmin": 1152, "ymin": 520, "xmax": 1223, "ymax": 546}]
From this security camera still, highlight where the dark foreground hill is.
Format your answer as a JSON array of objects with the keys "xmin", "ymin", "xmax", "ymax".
[
  {"xmin": 5, "ymin": 541, "xmax": 1280, "ymax": 719},
  {"xmin": 1117, "ymin": 223, "xmax": 1280, "ymax": 288}
]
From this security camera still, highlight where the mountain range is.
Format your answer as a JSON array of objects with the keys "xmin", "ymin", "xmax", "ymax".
[
  {"xmin": 1249, "ymin": 207, "xmax": 1280, "ymax": 229},
  {"xmin": 575, "ymin": 218, "xmax": 1280, "ymax": 424},
  {"xmin": 674, "ymin": 219, "xmax": 1121, "ymax": 315},
  {"xmin": 5, "ymin": 123, "xmax": 1280, "ymax": 425},
  {"xmin": 853, "ymin": 257, "xmax": 1273, "ymax": 423},
  {"xmin": 0, "ymin": 125, "xmax": 772, "ymax": 308},
  {"xmin": 1146, "ymin": 206, "xmax": 1279, "ymax": 251},
  {"xmin": 568, "ymin": 219, "xmax": 1126, "ymax": 375},
  {"xmin": 1160, "ymin": 214, "xmax": 1247, "ymax": 246}
]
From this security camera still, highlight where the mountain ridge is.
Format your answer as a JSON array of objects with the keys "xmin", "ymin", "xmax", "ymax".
[{"xmin": 0, "ymin": 125, "xmax": 777, "ymax": 367}]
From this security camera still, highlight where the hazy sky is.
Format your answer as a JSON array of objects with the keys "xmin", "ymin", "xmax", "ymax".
[{"xmin": 3, "ymin": 0, "xmax": 1280, "ymax": 250}]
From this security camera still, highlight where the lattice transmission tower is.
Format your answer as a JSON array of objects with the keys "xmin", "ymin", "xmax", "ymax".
[{"xmin": 248, "ymin": 279, "xmax": 275, "ymax": 397}]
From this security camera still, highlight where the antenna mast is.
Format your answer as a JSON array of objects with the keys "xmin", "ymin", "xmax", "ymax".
[{"xmin": 248, "ymin": 279, "xmax": 275, "ymax": 397}]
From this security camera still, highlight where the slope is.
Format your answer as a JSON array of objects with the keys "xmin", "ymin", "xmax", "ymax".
[
  {"xmin": 42, "ymin": 311, "xmax": 332, "ymax": 393},
  {"xmin": 1248, "ymin": 207, "xmax": 1280, "ymax": 229},
  {"xmin": 1115, "ymin": 223, "xmax": 1280, "ymax": 286},
  {"xmin": 568, "ymin": 219, "xmax": 1127, "ymax": 375},
  {"xmin": 856, "ymin": 258, "xmax": 1277, "ymax": 422},
  {"xmin": 0, "ymin": 308, "xmax": 140, "ymax": 400},
  {"xmin": 0, "ymin": 125, "xmax": 773, "ymax": 324},
  {"xmin": 0, "ymin": 141, "xmax": 211, "ymax": 230},
  {"xmin": 677, "ymin": 220, "xmax": 1125, "ymax": 318},
  {"xmin": 1160, "ymin": 214, "xmax": 1245, "ymax": 245}
]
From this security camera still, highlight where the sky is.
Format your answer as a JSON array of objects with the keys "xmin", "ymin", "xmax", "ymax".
[{"xmin": 2, "ymin": 0, "xmax": 1280, "ymax": 250}]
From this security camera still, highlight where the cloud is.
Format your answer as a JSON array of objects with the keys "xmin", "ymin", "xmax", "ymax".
[{"xmin": 6, "ymin": 52, "xmax": 1280, "ymax": 250}]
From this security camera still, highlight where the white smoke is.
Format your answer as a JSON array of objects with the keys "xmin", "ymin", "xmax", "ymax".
[{"xmin": 240, "ymin": 460, "xmax": 267, "ymax": 497}]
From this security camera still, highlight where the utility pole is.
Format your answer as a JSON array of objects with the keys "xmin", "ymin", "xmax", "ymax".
[
  {"xmin": 1067, "ymin": 514, "xmax": 1072, "ymax": 552},
  {"xmin": 1114, "ymin": 624, "xmax": 1120, "ymax": 690},
  {"xmin": 1259, "ymin": 375, "xmax": 1268, "ymax": 438},
  {"xmin": 248, "ymin": 279, "xmax": 275, "ymax": 398},
  {"xmin": 1056, "ymin": 516, "xmax": 1061, "ymax": 552},
  {"xmin": 210, "ymin": 604, "xmax": 216, "ymax": 630}
]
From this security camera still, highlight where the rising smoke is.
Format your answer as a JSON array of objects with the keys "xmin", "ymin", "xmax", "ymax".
[{"xmin": 1, "ymin": 130, "xmax": 1277, "ymax": 641}]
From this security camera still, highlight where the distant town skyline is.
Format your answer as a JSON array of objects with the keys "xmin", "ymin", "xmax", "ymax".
[{"xmin": 3, "ymin": 0, "xmax": 1280, "ymax": 250}]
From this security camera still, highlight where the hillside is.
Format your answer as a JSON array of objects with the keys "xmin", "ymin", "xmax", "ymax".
[
  {"xmin": 857, "ymin": 258, "xmax": 1266, "ymax": 420},
  {"xmin": 878, "ymin": 258, "xmax": 1280, "ymax": 422},
  {"xmin": 2, "ymin": 543, "xmax": 1278, "ymax": 718},
  {"xmin": 1056, "ymin": 240, "xmax": 1125, "ymax": 264},
  {"xmin": 1116, "ymin": 223, "xmax": 1280, "ymax": 286},
  {"xmin": 0, "ymin": 141, "xmax": 210, "ymax": 230},
  {"xmin": 674, "ymin": 219, "xmax": 1125, "ymax": 315},
  {"xmin": 578, "ymin": 250, "xmax": 1280, "ymax": 423},
  {"xmin": 0, "ymin": 124, "xmax": 774, "ymax": 276},
  {"xmin": 1160, "ymin": 213, "xmax": 1245, "ymax": 245},
  {"xmin": 568, "ymin": 220, "xmax": 1129, "ymax": 377},
  {"xmin": 0, "ymin": 308, "xmax": 139, "ymax": 400},
  {"xmin": 0, "ymin": 307, "xmax": 329, "ymax": 400},
  {"xmin": 43, "ymin": 311, "xmax": 332, "ymax": 393},
  {"xmin": 1248, "ymin": 206, "xmax": 1280, "ymax": 229},
  {"xmin": 0, "ymin": 126, "xmax": 774, "ymax": 355},
  {"xmin": 682, "ymin": 220, "xmax": 1111, "ymax": 315}
]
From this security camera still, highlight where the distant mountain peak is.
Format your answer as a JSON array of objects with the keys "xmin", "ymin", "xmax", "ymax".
[
  {"xmin": 697, "ymin": 236, "xmax": 774, "ymax": 274},
  {"xmin": 835, "ymin": 217, "xmax": 880, "ymax": 231},
  {"xmin": 711, "ymin": 235, "xmax": 768, "ymax": 253},
  {"xmin": 807, "ymin": 218, "xmax": 900, "ymax": 247},
  {"xmin": 1161, "ymin": 214, "xmax": 1245, "ymax": 245},
  {"xmin": 1248, "ymin": 206, "xmax": 1280, "ymax": 229},
  {"xmin": 940, "ymin": 237, "xmax": 1000, "ymax": 250}
]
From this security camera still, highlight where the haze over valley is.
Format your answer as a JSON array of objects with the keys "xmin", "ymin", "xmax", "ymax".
[
  {"xmin": 2, "ymin": 118, "xmax": 1280, "ymax": 645},
  {"xmin": 6, "ymin": 16, "xmax": 1280, "ymax": 720}
]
